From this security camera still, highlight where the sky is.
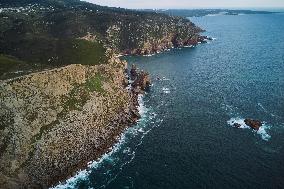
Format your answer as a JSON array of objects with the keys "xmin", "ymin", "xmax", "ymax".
[{"xmin": 85, "ymin": 0, "xmax": 284, "ymax": 9}]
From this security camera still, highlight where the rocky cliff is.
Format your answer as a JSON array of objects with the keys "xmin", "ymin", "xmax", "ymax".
[
  {"xmin": 0, "ymin": 0, "xmax": 204, "ymax": 78},
  {"xmin": 0, "ymin": 57, "xmax": 143, "ymax": 188}
]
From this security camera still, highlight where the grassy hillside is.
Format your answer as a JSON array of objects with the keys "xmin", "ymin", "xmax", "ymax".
[{"xmin": 0, "ymin": 0, "xmax": 201, "ymax": 79}]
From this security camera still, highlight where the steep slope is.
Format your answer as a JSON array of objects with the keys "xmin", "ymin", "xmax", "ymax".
[
  {"xmin": 0, "ymin": 0, "xmax": 203, "ymax": 79},
  {"xmin": 0, "ymin": 57, "xmax": 143, "ymax": 188}
]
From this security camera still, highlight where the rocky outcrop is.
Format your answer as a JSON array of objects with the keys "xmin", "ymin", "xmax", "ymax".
[
  {"xmin": 233, "ymin": 123, "xmax": 241, "ymax": 128},
  {"xmin": 244, "ymin": 119, "xmax": 262, "ymax": 130},
  {"xmin": 130, "ymin": 64, "xmax": 138, "ymax": 80},
  {"xmin": 0, "ymin": 57, "xmax": 146, "ymax": 188},
  {"xmin": 121, "ymin": 35, "xmax": 212, "ymax": 56},
  {"xmin": 105, "ymin": 13, "xmax": 208, "ymax": 56}
]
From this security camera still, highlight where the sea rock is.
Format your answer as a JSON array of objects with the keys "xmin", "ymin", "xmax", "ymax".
[
  {"xmin": 131, "ymin": 70, "xmax": 151, "ymax": 91},
  {"xmin": 233, "ymin": 123, "xmax": 241, "ymax": 128},
  {"xmin": 130, "ymin": 64, "xmax": 138, "ymax": 80},
  {"xmin": 244, "ymin": 119, "xmax": 262, "ymax": 130}
]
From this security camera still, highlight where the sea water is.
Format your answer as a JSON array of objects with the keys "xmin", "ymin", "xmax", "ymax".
[{"xmin": 54, "ymin": 12, "xmax": 284, "ymax": 189}]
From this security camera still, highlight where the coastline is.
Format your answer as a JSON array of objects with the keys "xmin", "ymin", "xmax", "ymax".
[
  {"xmin": 0, "ymin": 58, "xmax": 148, "ymax": 188},
  {"xmin": 50, "ymin": 38, "xmax": 213, "ymax": 188},
  {"xmin": 51, "ymin": 94, "xmax": 148, "ymax": 189},
  {"xmin": 0, "ymin": 1, "xmax": 209, "ymax": 186},
  {"xmin": 0, "ymin": 34, "xmax": 210, "ymax": 188},
  {"xmin": 120, "ymin": 35, "xmax": 213, "ymax": 57}
]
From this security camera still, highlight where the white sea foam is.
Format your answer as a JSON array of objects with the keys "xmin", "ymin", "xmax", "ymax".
[
  {"xmin": 143, "ymin": 54, "xmax": 155, "ymax": 57},
  {"xmin": 227, "ymin": 117, "xmax": 249, "ymax": 129},
  {"xmin": 257, "ymin": 124, "xmax": 271, "ymax": 141},
  {"xmin": 162, "ymin": 87, "xmax": 170, "ymax": 94},
  {"xmin": 257, "ymin": 103, "xmax": 268, "ymax": 113},
  {"xmin": 51, "ymin": 94, "xmax": 159, "ymax": 189},
  {"xmin": 227, "ymin": 117, "xmax": 271, "ymax": 141},
  {"xmin": 50, "ymin": 170, "xmax": 89, "ymax": 189},
  {"xmin": 162, "ymin": 77, "xmax": 170, "ymax": 81},
  {"xmin": 257, "ymin": 103, "xmax": 281, "ymax": 119}
]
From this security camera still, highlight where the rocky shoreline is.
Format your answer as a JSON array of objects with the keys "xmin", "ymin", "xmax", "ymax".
[
  {"xmin": 121, "ymin": 35, "xmax": 213, "ymax": 56},
  {"xmin": 0, "ymin": 56, "xmax": 150, "ymax": 189},
  {"xmin": 0, "ymin": 33, "xmax": 205, "ymax": 188},
  {"xmin": 46, "ymin": 61, "xmax": 151, "ymax": 188},
  {"xmin": 0, "ymin": 33, "xmax": 205, "ymax": 189}
]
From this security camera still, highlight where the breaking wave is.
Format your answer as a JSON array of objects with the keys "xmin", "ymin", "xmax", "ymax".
[
  {"xmin": 162, "ymin": 87, "xmax": 170, "ymax": 94},
  {"xmin": 51, "ymin": 95, "xmax": 162, "ymax": 189},
  {"xmin": 227, "ymin": 117, "xmax": 271, "ymax": 141}
]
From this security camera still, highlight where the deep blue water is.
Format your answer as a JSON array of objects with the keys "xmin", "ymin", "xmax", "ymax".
[{"xmin": 54, "ymin": 13, "xmax": 284, "ymax": 189}]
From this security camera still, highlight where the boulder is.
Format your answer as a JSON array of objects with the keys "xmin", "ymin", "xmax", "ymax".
[
  {"xmin": 233, "ymin": 123, "xmax": 241, "ymax": 128},
  {"xmin": 244, "ymin": 119, "xmax": 262, "ymax": 130}
]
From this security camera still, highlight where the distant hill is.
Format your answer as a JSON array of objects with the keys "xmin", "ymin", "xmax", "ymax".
[
  {"xmin": 144, "ymin": 9, "xmax": 278, "ymax": 17},
  {"xmin": 0, "ymin": 0, "xmax": 202, "ymax": 79}
]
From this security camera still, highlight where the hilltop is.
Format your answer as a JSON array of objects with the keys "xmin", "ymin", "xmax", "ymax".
[
  {"xmin": 0, "ymin": 0, "xmax": 202, "ymax": 79},
  {"xmin": 145, "ymin": 9, "xmax": 278, "ymax": 17}
]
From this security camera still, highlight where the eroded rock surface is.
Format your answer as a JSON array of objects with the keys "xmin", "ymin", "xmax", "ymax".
[
  {"xmin": 0, "ymin": 57, "xmax": 143, "ymax": 188},
  {"xmin": 244, "ymin": 119, "xmax": 262, "ymax": 130}
]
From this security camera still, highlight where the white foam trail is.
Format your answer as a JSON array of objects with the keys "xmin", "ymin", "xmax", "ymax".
[
  {"xmin": 143, "ymin": 54, "xmax": 155, "ymax": 57},
  {"xmin": 257, "ymin": 103, "xmax": 268, "ymax": 113},
  {"xmin": 227, "ymin": 117, "xmax": 271, "ymax": 141},
  {"xmin": 257, "ymin": 123, "xmax": 271, "ymax": 141},
  {"xmin": 162, "ymin": 77, "xmax": 170, "ymax": 81},
  {"xmin": 51, "ymin": 94, "xmax": 158, "ymax": 189},
  {"xmin": 227, "ymin": 117, "xmax": 249, "ymax": 129},
  {"xmin": 51, "ymin": 170, "xmax": 89, "ymax": 189},
  {"xmin": 162, "ymin": 87, "xmax": 170, "ymax": 94},
  {"xmin": 257, "ymin": 103, "xmax": 281, "ymax": 119}
]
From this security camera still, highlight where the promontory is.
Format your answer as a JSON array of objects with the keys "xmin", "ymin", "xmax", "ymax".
[{"xmin": 0, "ymin": 0, "xmax": 206, "ymax": 188}]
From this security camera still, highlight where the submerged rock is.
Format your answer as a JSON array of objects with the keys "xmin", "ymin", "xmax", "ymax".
[
  {"xmin": 131, "ymin": 70, "xmax": 151, "ymax": 92},
  {"xmin": 244, "ymin": 119, "xmax": 262, "ymax": 130},
  {"xmin": 233, "ymin": 123, "xmax": 241, "ymax": 128}
]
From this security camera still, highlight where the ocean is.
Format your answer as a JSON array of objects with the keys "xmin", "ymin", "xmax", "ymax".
[{"xmin": 53, "ymin": 13, "xmax": 284, "ymax": 189}]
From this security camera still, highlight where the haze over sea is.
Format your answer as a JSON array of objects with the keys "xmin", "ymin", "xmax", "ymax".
[{"xmin": 54, "ymin": 12, "xmax": 284, "ymax": 189}]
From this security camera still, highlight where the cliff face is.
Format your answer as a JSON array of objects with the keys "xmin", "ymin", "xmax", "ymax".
[
  {"xmin": 0, "ymin": 57, "xmax": 141, "ymax": 188},
  {"xmin": 106, "ymin": 14, "xmax": 203, "ymax": 55}
]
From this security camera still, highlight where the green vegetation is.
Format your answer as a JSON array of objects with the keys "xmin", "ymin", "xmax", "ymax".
[
  {"xmin": 85, "ymin": 74, "xmax": 105, "ymax": 93},
  {"xmin": 23, "ymin": 119, "xmax": 60, "ymax": 168},
  {"xmin": 0, "ymin": 54, "xmax": 31, "ymax": 78},
  {"xmin": 61, "ymin": 74, "xmax": 105, "ymax": 113},
  {"xmin": 0, "ymin": 113, "xmax": 14, "ymax": 131},
  {"xmin": 0, "ymin": 0, "xmax": 200, "ymax": 79},
  {"xmin": 62, "ymin": 84, "xmax": 89, "ymax": 112},
  {"xmin": 59, "ymin": 39, "xmax": 107, "ymax": 65},
  {"xmin": 30, "ymin": 120, "xmax": 60, "ymax": 146}
]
